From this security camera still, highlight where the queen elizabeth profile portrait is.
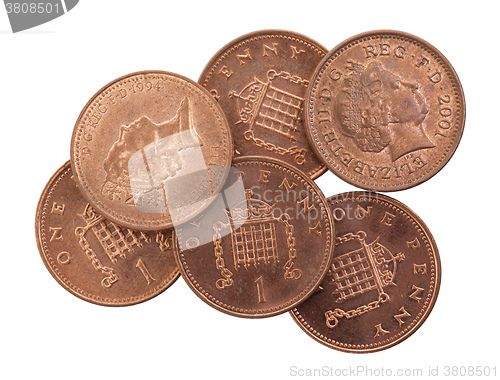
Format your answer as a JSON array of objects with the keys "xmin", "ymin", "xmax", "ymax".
[
  {"xmin": 101, "ymin": 97, "xmax": 206, "ymax": 213},
  {"xmin": 333, "ymin": 61, "xmax": 434, "ymax": 162}
]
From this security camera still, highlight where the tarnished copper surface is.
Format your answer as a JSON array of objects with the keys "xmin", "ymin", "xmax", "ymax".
[
  {"xmin": 305, "ymin": 30, "xmax": 465, "ymax": 191},
  {"xmin": 35, "ymin": 161, "xmax": 180, "ymax": 306},
  {"xmin": 291, "ymin": 191, "xmax": 440, "ymax": 352},
  {"xmin": 175, "ymin": 156, "xmax": 334, "ymax": 318},
  {"xmin": 71, "ymin": 71, "xmax": 232, "ymax": 231},
  {"xmin": 199, "ymin": 30, "xmax": 327, "ymax": 179}
]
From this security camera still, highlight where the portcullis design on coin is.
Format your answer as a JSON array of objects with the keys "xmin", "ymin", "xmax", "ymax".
[
  {"xmin": 305, "ymin": 30, "xmax": 465, "ymax": 191},
  {"xmin": 35, "ymin": 162, "xmax": 180, "ymax": 306},
  {"xmin": 290, "ymin": 192, "xmax": 440, "ymax": 352},
  {"xmin": 71, "ymin": 71, "xmax": 232, "ymax": 231},
  {"xmin": 199, "ymin": 30, "xmax": 328, "ymax": 179},
  {"xmin": 175, "ymin": 157, "xmax": 334, "ymax": 318}
]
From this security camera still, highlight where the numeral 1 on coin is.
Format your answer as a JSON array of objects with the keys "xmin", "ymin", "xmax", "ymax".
[
  {"xmin": 136, "ymin": 258, "xmax": 156, "ymax": 285},
  {"xmin": 255, "ymin": 276, "xmax": 267, "ymax": 303}
]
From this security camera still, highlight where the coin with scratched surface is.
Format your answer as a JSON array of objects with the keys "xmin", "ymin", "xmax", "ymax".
[
  {"xmin": 305, "ymin": 30, "xmax": 465, "ymax": 191},
  {"xmin": 291, "ymin": 191, "xmax": 441, "ymax": 352},
  {"xmin": 71, "ymin": 71, "xmax": 232, "ymax": 231},
  {"xmin": 199, "ymin": 30, "xmax": 327, "ymax": 179},
  {"xmin": 175, "ymin": 156, "xmax": 334, "ymax": 318},
  {"xmin": 35, "ymin": 161, "xmax": 180, "ymax": 306}
]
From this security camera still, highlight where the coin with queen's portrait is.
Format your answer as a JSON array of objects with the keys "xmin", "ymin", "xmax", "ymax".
[
  {"xmin": 71, "ymin": 71, "xmax": 233, "ymax": 231},
  {"xmin": 305, "ymin": 30, "xmax": 465, "ymax": 191}
]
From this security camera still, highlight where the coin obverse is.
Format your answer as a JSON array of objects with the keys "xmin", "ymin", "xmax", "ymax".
[
  {"xmin": 199, "ymin": 29, "xmax": 328, "ymax": 179},
  {"xmin": 291, "ymin": 191, "xmax": 441, "ymax": 352},
  {"xmin": 71, "ymin": 71, "xmax": 233, "ymax": 231},
  {"xmin": 35, "ymin": 161, "xmax": 180, "ymax": 306},
  {"xmin": 305, "ymin": 30, "xmax": 465, "ymax": 191},
  {"xmin": 175, "ymin": 156, "xmax": 334, "ymax": 318}
]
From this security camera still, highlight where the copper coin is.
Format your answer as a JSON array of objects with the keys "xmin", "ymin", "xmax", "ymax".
[
  {"xmin": 305, "ymin": 30, "xmax": 465, "ymax": 191},
  {"xmin": 291, "ymin": 191, "xmax": 441, "ymax": 352},
  {"xmin": 71, "ymin": 71, "xmax": 233, "ymax": 231},
  {"xmin": 174, "ymin": 156, "xmax": 334, "ymax": 318},
  {"xmin": 35, "ymin": 161, "xmax": 180, "ymax": 306},
  {"xmin": 199, "ymin": 30, "xmax": 327, "ymax": 179}
]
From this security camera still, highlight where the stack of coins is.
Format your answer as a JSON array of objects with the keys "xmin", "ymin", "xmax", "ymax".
[{"xmin": 35, "ymin": 29, "xmax": 464, "ymax": 352}]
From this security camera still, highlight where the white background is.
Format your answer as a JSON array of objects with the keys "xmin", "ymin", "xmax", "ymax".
[{"xmin": 1, "ymin": 1, "xmax": 498, "ymax": 379}]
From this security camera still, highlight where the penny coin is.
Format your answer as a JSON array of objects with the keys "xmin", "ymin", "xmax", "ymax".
[
  {"xmin": 199, "ymin": 30, "xmax": 328, "ymax": 179},
  {"xmin": 291, "ymin": 191, "xmax": 441, "ymax": 352},
  {"xmin": 35, "ymin": 161, "xmax": 180, "ymax": 306},
  {"xmin": 174, "ymin": 156, "xmax": 334, "ymax": 318},
  {"xmin": 305, "ymin": 30, "xmax": 465, "ymax": 191},
  {"xmin": 71, "ymin": 71, "xmax": 232, "ymax": 231}
]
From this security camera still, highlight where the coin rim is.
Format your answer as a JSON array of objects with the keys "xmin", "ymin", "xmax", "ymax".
[
  {"xmin": 198, "ymin": 29, "xmax": 329, "ymax": 180},
  {"xmin": 304, "ymin": 29, "xmax": 466, "ymax": 191},
  {"xmin": 290, "ymin": 191, "xmax": 442, "ymax": 352},
  {"xmin": 35, "ymin": 160, "xmax": 181, "ymax": 306},
  {"xmin": 70, "ymin": 70, "xmax": 233, "ymax": 231},
  {"xmin": 174, "ymin": 155, "xmax": 335, "ymax": 318}
]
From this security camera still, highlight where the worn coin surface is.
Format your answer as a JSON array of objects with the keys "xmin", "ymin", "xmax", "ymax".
[
  {"xmin": 199, "ymin": 30, "xmax": 327, "ymax": 179},
  {"xmin": 35, "ymin": 161, "xmax": 180, "ymax": 306},
  {"xmin": 71, "ymin": 71, "xmax": 232, "ymax": 231},
  {"xmin": 175, "ymin": 156, "xmax": 334, "ymax": 318},
  {"xmin": 291, "ymin": 191, "xmax": 440, "ymax": 352},
  {"xmin": 305, "ymin": 30, "xmax": 465, "ymax": 191}
]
